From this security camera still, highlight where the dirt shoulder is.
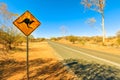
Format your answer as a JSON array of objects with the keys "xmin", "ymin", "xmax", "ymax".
[
  {"xmin": 12, "ymin": 41, "xmax": 59, "ymax": 61},
  {"xmin": 0, "ymin": 41, "xmax": 78, "ymax": 80}
]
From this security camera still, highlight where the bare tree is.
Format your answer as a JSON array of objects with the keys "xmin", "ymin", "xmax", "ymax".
[
  {"xmin": 116, "ymin": 30, "xmax": 120, "ymax": 37},
  {"xmin": 60, "ymin": 26, "xmax": 67, "ymax": 39},
  {"xmin": 116, "ymin": 30, "xmax": 120, "ymax": 45},
  {"xmin": 81, "ymin": 0, "xmax": 106, "ymax": 44},
  {"xmin": 0, "ymin": 3, "xmax": 21, "ymax": 50},
  {"xmin": 0, "ymin": 3, "xmax": 18, "ymax": 20}
]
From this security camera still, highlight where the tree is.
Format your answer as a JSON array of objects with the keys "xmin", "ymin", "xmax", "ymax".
[
  {"xmin": 116, "ymin": 30, "xmax": 120, "ymax": 37},
  {"xmin": 60, "ymin": 26, "xmax": 67, "ymax": 39},
  {"xmin": 0, "ymin": 3, "xmax": 21, "ymax": 50},
  {"xmin": 0, "ymin": 3, "xmax": 18, "ymax": 20},
  {"xmin": 81, "ymin": 0, "xmax": 106, "ymax": 44},
  {"xmin": 116, "ymin": 30, "xmax": 120, "ymax": 45}
]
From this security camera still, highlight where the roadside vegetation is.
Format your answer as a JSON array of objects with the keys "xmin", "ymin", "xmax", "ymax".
[
  {"xmin": 0, "ymin": 2, "xmax": 46, "ymax": 61},
  {"xmin": 50, "ymin": 35, "xmax": 120, "ymax": 48}
]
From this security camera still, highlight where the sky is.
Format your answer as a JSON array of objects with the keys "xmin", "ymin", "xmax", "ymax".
[{"xmin": 0, "ymin": 0, "xmax": 120, "ymax": 38}]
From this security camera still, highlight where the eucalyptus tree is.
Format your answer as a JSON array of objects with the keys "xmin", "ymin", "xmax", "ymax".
[{"xmin": 81, "ymin": 0, "xmax": 106, "ymax": 43}]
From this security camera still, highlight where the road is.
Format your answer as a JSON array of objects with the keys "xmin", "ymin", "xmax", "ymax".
[{"xmin": 48, "ymin": 41, "xmax": 120, "ymax": 69}]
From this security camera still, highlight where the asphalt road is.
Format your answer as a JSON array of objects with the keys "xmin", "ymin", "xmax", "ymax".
[{"xmin": 48, "ymin": 41, "xmax": 120, "ymax": 69}]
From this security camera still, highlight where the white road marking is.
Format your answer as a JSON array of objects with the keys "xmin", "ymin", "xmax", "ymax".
[{"xmin": 50, "ymin": 41, "xmax": 120, "ymax": 69}]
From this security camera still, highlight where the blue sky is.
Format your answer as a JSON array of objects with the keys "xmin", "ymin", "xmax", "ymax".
[{"xmin": 0, "ymin": 0, "xmax": 120, "ymax": 38}]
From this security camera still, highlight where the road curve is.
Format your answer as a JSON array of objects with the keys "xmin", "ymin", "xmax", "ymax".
[{"xmin": 48, "ymin": 41, "xmax": 120, "ymax": 69}]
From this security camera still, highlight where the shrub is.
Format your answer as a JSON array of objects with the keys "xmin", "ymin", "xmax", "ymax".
[
  {"xmin": 117, "ymin": 38, "xmax": 120, "ymax": 45},
  {"xmin": 50, "ymin": 37, "xmax": 58, "ymax": 41},
  {"xmin": 67, "ymin": 36, "xmax": 78, "ymax": 44},
  {"xmin": 0, "ymin": 26, "xmax": 24, "ymax": 50}
]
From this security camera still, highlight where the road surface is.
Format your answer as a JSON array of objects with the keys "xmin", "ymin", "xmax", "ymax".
[{"xmin": 48, "ymin": 41, "xmax": 120, "ymax": 69}]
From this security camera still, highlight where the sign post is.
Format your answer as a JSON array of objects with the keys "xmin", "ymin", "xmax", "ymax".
[
  {"xmin": 26, "ymin": 36, "xmax": 29, "ymax": 80},
  {"xmin": 13, "ymin": 10, "xmax": 41, "ymax": 80}
]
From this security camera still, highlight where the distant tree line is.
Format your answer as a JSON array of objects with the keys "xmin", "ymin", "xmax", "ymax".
[{"xmin": 50, "ymin": 34, "xmax": 120, "ymax": 47}]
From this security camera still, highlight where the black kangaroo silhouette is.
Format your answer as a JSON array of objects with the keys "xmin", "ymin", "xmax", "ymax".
[{"xmin": 18, "ymin": 18, "xmax": 34, "ymax": 28}]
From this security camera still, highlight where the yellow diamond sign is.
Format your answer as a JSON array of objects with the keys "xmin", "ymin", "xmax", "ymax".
[{"xmin": 13, "ymin": 11, "xmax": 41, "ymax": 36}]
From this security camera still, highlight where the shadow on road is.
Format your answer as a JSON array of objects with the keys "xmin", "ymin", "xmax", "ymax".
[
  {"xmin": 0, "ymin": 58, "xmax": 120, "ymax": 80},
  {"xmin": 64, "ymin": 59, "xmax": 120, "ymax": 80}
]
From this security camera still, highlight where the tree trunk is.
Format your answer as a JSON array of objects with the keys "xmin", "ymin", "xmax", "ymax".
[{"xmin": 101, "ymin": 13, "xmax": 106, "ymax": 44}]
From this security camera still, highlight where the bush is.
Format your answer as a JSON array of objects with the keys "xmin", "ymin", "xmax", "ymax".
[
  {"xmin": 117, "ymin": 38, "xmax": 120, "ymax": 45},
  {"xmin": 50, "ymin": 37, "xmax": 58, "ymax": 41},
  {"xmin": 79, "ymin": 40, "xmax": 85, "ymax": 45},
  {"xmin": 67, "ymin": 36, "xmax": 78, "ymax": 44},
  {"xmin": 0, "ymin": 26, "xmax": 24, "ymax": 50},
  {"xmin": 39, "ymin": 38, "xmax": 46, "ymax": 42}
]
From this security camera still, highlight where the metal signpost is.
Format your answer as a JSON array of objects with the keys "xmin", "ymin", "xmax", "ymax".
[{"xmin": 13, "ymin": 10, "xmax": 41, "ymax": 80}]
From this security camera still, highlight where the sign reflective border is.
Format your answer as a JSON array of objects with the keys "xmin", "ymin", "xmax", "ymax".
[{"xmin": 13, "ymin": 10, "xmax": 41, "ymax": 36}]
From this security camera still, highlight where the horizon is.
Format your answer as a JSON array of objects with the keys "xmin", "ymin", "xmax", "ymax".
[{"xmin": 0, "ymin": 0, "xmax": 120, "ymax": 38}]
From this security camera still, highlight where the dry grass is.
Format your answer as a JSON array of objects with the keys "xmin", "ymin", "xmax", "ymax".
[
  {"xmin": 0, "ymin": 41, "xmax": 77, "ymax": 80},
  {"xmin": 0, "ymin": 58, "xmax": 78, "ymax": 80},
  {"xmin": 11, "ymin": 41, "xmax": 58, "ymax": 61}
]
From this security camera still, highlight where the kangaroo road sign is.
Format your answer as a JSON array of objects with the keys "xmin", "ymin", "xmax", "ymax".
[
  {"xmin": 13, "ymin": 10, "xmax": 41, "ymax": 36},
  {"xmin": 13, "ymin": 11, "xmax": 41, "ymax": 80}
]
